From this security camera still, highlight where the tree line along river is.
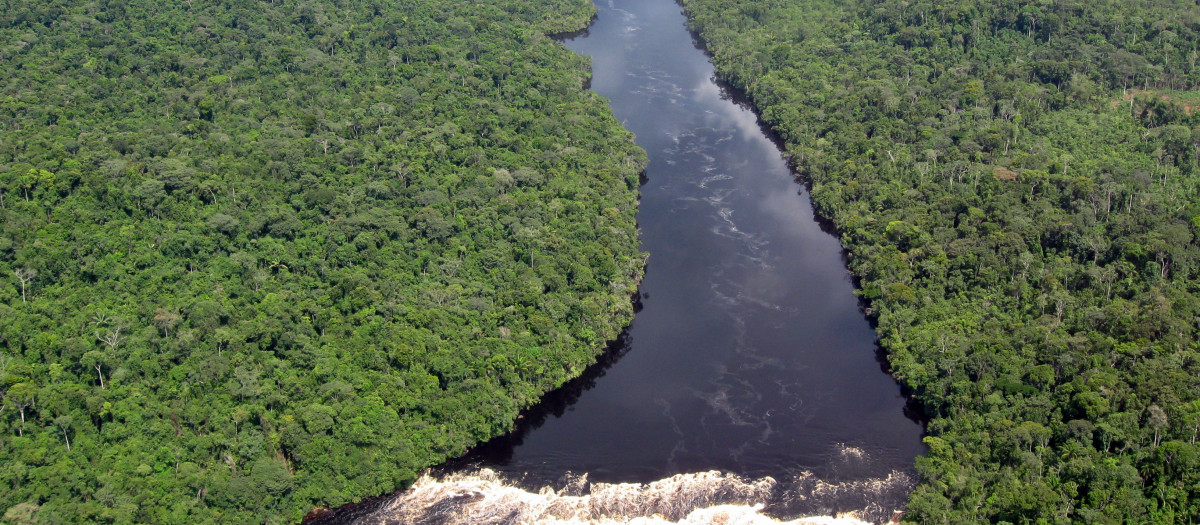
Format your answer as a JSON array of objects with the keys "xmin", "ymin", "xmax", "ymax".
[{"xmin": 309, "ymin": 0, "xmax": 925, "ymax": 522}]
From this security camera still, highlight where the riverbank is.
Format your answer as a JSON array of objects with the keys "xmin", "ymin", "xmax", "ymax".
[
  {"xmin": 303, "ymin": 0, "xmax": 928, "ymax": 521},
  {"xmin": 676, "ymin": 0, "xmax": 1200, "ymax": 521}
]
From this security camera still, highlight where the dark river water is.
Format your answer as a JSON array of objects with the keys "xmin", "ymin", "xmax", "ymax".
[{"xmin": 308, "ymin": 0, "xmax": 925, "ymax": 522}]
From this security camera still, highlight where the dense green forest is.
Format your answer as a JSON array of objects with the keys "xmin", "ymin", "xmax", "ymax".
[
  {"xmin": 0, "ymin": 0, "xmax": 646, "ymax": 522},
  {"xmin": 679, "ymin": 0, "xmax": 1200, "ymax": 522}
]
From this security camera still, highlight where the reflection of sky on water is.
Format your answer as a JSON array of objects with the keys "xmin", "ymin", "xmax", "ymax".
[{"xmin": 455, "ymin": 0, "xmax": 927, "ymax": 514}]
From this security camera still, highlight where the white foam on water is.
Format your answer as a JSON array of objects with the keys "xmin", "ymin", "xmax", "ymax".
[
  {"xmin": 351, "ymin": 469, "xmax": 881, "ymax": 525},
  {"xmin": 697, "ymin": 173, "xmax": 733, "ymax": 189},
  {"xmin": 780, "ymin": 471, "xmax": 915, "ymax": 523},
  {"xmin": 835, "ymin": 444, "xmax": 867, "ymax": 461}
]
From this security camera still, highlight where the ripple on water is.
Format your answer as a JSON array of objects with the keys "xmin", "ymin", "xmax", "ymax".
[{"xmin": 305, "ymin": 469, "xmax": 911, "ymax": 525}]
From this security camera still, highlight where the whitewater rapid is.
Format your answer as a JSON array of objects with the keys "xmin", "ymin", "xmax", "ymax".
[
  {"xmin": 306, "ymin": 0, "xmax": 929, "ymax": 521},
  {"xmin": 309, "ymin": 468, "xmax": 910, "ymax": 524}
]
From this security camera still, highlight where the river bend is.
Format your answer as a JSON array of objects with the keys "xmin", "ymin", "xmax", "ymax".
[{"xmin": 310, "ymin": 0, "xmax": 926, "ymax": 522}]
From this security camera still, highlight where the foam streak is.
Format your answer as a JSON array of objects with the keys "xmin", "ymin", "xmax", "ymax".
[{"xmin": 332, "ymin": 469, "xmax": 906, "ymax": 525}]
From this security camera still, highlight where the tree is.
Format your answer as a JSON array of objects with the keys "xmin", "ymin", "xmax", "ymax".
[
  {"xmin": 0, "ymin": 0, "xmax": 647, "ymax": 520},
  {"xmin": 153, "ymin": 308, "xmax": 181, "ymax": 338},
  {"xmin": 1148, "ymin": 405, "xmax": 1168, "ymax": 448},
  {"xmin": 1, "ymin": 502, "xmax": 40, "ymax": 525},
  {"xmin": 54, "ymin": 415, "xmax": 73, "ymax": 451},
  {"xmin": 680, "ymin": 0, "xmax": 1200, "ymax": 519},
  {"xmin": 6, "ymin": 383, "xmax": 36, "ymax": 436},
  {"xmin": 12, "ymin": 268, "xmax": 34, "ymax": 303},
  {"xmin": 94, "ymin": 326, "xmax": 125, "ymax": 353},
  {"xmin": 1184, "ymin": 400, "xmax": 1200, "ymax": 444},
  {"xmin": 81, "ymin": 351, "xmax": 109, "ymax": 390}
]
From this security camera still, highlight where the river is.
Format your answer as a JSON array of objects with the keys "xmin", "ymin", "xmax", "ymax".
[{"xmin": 307, "ymin": 0, "xmax": 925, "ymax": 522}]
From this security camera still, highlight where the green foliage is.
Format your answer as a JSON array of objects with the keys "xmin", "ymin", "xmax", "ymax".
[
  {"xmin": 679, "ymin": 0, "xmax": 1200, "ymax": 522},
  {"xmin": 0, "ymin": 0, "xmax": 645, "ymax": 522}
]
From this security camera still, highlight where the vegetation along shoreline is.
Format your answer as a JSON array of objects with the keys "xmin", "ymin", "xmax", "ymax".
[
  {"xmin": 679, "ymin": 0, "xmax": 1200, "ymax": 522},
  {"xmin": 0, "ymin": 0, "xmax": 646, "ymax": 522}
]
